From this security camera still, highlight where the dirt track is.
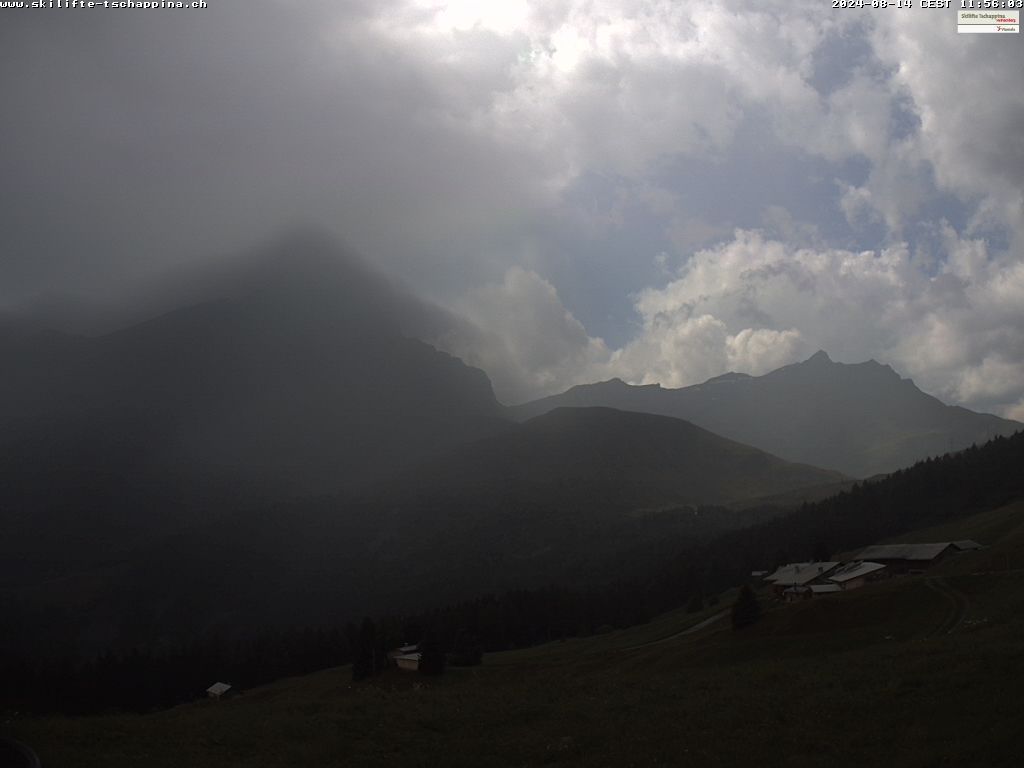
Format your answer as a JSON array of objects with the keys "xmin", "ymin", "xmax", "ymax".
[
  {"xmin": 626, "ymin": 610, "xmax": 729, "ymax": 650},
  {"xmin": 925, "ymin": 577, "xmax": 970, "ymax": 636}
]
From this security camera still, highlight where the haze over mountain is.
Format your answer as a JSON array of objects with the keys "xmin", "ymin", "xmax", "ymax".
[
  {"xmin": 361, "ymin": 406, "xmax": 846, "ymax": 599},
  {"xmin": 511, "ymin": 351, "xmax": 1021, "ymax": 478},
  {"xmin": 9, "ymin": 405, "xmax": 843, "ymax": 652},
  {"xmin": 4, "ymin": 229, "xmax": 1015, "ymax": 661},
  {"xmin": 0, "ymin": 233, "xmax": 507, "ymax": 571}
]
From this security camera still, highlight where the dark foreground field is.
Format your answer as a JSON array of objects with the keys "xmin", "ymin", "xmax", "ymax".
[{"xmin": 7, "ymin": 500, "xmax": 1024, "ymax": 767}]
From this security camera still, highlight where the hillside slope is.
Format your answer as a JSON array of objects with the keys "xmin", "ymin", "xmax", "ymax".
[
  {"xmin": 385, "ymin": 406, "xmax": 847, "ymax": 511},
  {"xmin": 2, "ymin": 407, "xmax": 844, "ymax": 654},
  {"xmin": 357, "ymin": 406, "xmax": 846, "ymax": 599},
  {"xmin": 11, "ymin": 499, "xmax": 1024, "ymax": 768}
]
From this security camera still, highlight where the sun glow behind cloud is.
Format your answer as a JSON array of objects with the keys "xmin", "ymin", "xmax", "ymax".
[{"xmin": 405, "ymin": 0, "xmax": 532, "ymax": 35}]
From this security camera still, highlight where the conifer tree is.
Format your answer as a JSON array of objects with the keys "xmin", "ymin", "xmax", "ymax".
[
  {"xmin": 731, "ymin": 584, "xmax": 761, "ymax": 630},
  {"xmin": 418, "ymin": 635, "xmax": 446, "ymax": 676},
  {"xmin": 351, "ymin": 617, "xmax": 379, "ymax": 681}
]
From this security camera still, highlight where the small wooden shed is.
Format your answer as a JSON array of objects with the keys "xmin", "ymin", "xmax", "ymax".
[{"xmin": 206, "ymin": 682, "xmax": 234, "ymax": 700}]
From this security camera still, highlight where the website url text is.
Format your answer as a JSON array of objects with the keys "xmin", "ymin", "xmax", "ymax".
[{"xmin": 1, "ymin": 1, "xmax": 208, "ymax": 8}]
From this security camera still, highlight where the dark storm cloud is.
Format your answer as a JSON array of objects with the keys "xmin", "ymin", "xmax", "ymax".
[
  {"xmin": 0, "ymin": 0, "xmax": 543, "ymax": 312},
  {"xmin": 1, "ymin": 2, "xmax": 348, "ymax": 295}
]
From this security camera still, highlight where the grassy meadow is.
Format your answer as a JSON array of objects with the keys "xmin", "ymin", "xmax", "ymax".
[{"xmin": 6, "ymin": 501, "xmax": 1024, "ymax": 767}]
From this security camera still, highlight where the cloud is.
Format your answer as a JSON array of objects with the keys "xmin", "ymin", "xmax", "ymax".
[
  {"xmin": 726, "ymin": 328, "xmax": 805, "ymax": 374},
  {"xmin": 608, "ymin": 314, "xmax": 805, "ymax": 390},
  {"xmin": 455, "ymin": 226, "xmax": 1024, "ymax": 419},
  {"xmin": 1006, "ymin": 400, "xmax": 1024, "ymax": 424},
  {"xmin": 3, "ymin": 1, "xmax": 1022, "ymax": 419},
  {"xmin": 441, "ymin": 267, "xmax": 611, "ymax": 403},
  {"xmin": 870, "ymin": 13, "xmax": 1024, "ymax": 234},
  {"xmin": 620, "ymin": 226, "xmax": 1024, "ymax": 417}
]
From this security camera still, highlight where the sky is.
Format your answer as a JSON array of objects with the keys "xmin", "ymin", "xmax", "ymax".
[{"xmin": 2, "ymin": 0, "xmax": 1023, "ymax": 417}]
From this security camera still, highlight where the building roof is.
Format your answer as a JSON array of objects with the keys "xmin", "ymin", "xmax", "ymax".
[
  {"xmin": 206, "ymin": 682, "xmax": 232, "ymax": 696},
  {"xmin": 765, "ymin": 562, "xmax": 840, "ymax": 587},
  {"xmin": 828, "ymin": 561, "xmax": 886, "ymax": 583},
  {"xmin": 810, "ymin": 584, "xmax": 843, "ymax": 594},
  {"xmin": 855, "ymin": 543, "xmax": 953, "ymax": 562},
  {"xmin": 953, "ymin": 539, "xmax": 985, "ymax": 551}
]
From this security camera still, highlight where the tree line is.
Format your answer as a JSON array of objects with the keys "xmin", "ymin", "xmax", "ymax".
[{"xmin": 3, "ymin": 430, "xmax": 1021, "ymax": 715}]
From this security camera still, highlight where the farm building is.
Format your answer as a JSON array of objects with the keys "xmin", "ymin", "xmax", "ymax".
[
  {"xmin": 854, "ymin": 543, "xmax": 957, "ymax": 574},
  {"xmin": 760, "ymin": 540, "xmax": 986, "ymax": 602},
  {"xmin": 389, "ymin": 644, "xmax": 421, "ymax": 671},
  {"xmin": 810, "ymin": 584, "xmax": 843, "ymax": 595},
  {"xmin": 782, "ymin": 586, "xmax": 812, "ymax": 602},
  {"xmin": 206, "ymin": 682, "xmax": 234, "ymax": 700},
  {"xmin": 764, "ymin": 562, "xmax": 840, "ymax": 597},
  {"xmin": 827, "ymin": 561, "xmax": 887, "ymax": 590},
  {"xmin": 953, "ymin": 540, "xmax": 985, "ymax": 551},
  {"xmin": 393, "ymin": 653, "xmax": 421, "ymax": 672}
]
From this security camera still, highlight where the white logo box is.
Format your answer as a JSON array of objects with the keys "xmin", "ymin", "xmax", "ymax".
[{"xmin": 958, "ymin": 9, "xmax": 1019, "ymax": 32}]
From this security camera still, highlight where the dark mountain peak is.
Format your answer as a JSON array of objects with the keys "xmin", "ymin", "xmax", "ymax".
[
  {"xmin": 704, "ymin": 371, "xmax": 752, "ymax": 385},
  {"xmin": 571, "ymin": 377, "xmax": 662, "ymax": 395},
  {"xmin": 805, "ymin": 349, "xmax": 833, "ymax": 364},
  {"xmin": 856, "ymin": 356, "xmax": 886, "ymax": 368},
  {"xmin": 207, "ymin": 230, "xmax": 386, "ymax": 302},
  {"xmin": 0, "ymin": 229, "xmax": 509, "ymax": 502},
  {"xmin": 849, "ymin": 358, "xmax": 905, "ymax": 384},
  {"xmin": 235, "ymin": 229, "xmax": 372, "ymax": 284},
  {"xmin": 150, "ymin": 230, "xmax": 418, "ymax": 343},
  {"xmin": 591, "ymin": 377, "xmax": 638, "ymax": 389},
  {"xmin": 140, "ymin": 229, "xmax": 376, "ymax": 308},
  {"xmin": 14, "ymin": 230, "xmax": 393, "ymax": 337}
]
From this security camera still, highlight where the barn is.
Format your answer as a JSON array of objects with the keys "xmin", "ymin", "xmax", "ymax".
[
  {"xmin": 854, "ymin": 543, "xmax": 955, "ymax": 574},
  {"xmin": 810, "ymin": 584, "xmax": 843, "ymax": 596},
  {"xmin": 393, "ymin": 653, "xmax": 422, "ymax": 672},
  {"xmin": 953, "ymin": 540, "xmax": 985, "ymax": 552},
  {"xmin": 389, "ymin": 644, "xmax": 422, "ymax": 671},
  {"xmin": 764, "ymin": 562, "xmax": 840, "ymax": 597},
  {"xmin": 827, "ymin": 561, "xmax": 887, "ymax": 590}
]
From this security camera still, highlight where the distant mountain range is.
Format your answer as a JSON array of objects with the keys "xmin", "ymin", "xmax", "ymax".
[{"xmin": 511, "ymin": 351, "xmax": 1021, "ymax": 478}]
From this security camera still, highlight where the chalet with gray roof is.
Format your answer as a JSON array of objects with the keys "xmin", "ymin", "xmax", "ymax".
[
  {"xmin": 764, "ymin": 562, "xmax": 839, "ymax": 597},
  {"xmin": 827, "ymin": 561, "xmax": 887, "ymax": 590}
]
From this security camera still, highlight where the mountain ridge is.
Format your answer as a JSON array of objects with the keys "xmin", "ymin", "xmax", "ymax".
[{"xmin": 511, "ymin": 352, "xmax": 1021, "ymax": 477}]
